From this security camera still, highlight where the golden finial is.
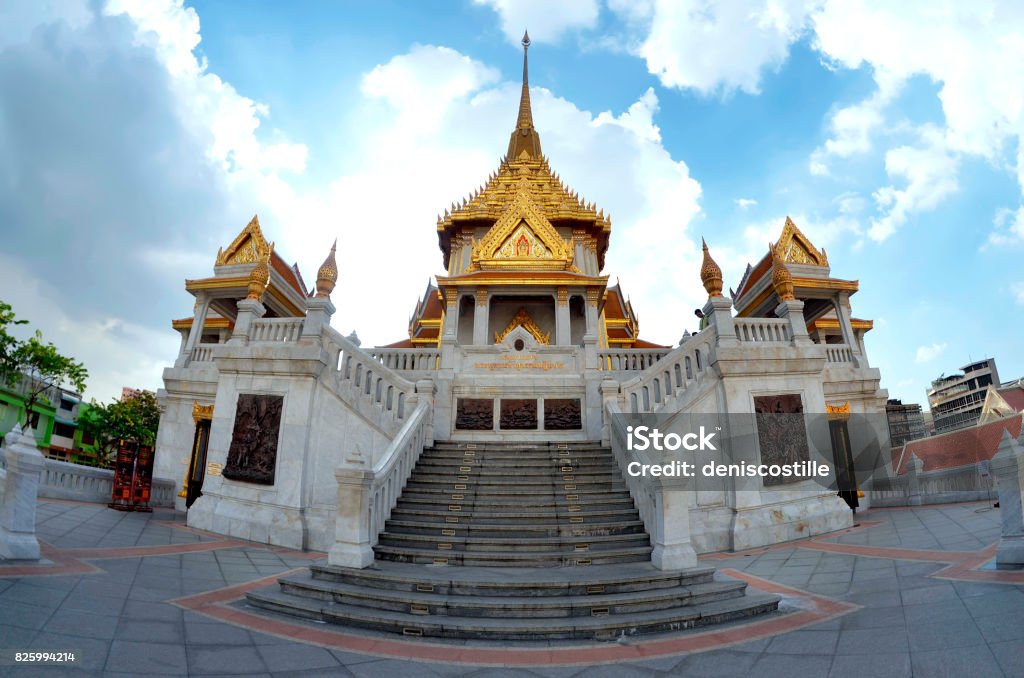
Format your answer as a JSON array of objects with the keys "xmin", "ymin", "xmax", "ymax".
[
  {"xmin": 700, "ymin": 238, "xmax": 724, "ymax": 298},
  {"xmin": 770, "ymin": 241, "xmax": 795, "ymax": 301},
  {"xmin": 246, "ymin": 253, "xmax": 271, "ymax": 300},
  {"xmin": 315, "ymin": 240, "xmax": 338, "ymax": 298}
]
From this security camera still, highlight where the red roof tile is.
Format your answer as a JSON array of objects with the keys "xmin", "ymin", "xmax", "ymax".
[{"xmin": 894, "ymin": 415, "xmax": 1023, "ymax": 474}]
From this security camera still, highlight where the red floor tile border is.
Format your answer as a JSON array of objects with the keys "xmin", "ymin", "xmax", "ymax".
[
  {"xmin": 796, "ymin": 540, "xmax": 976, "ymax": 562},
  {"xmin": 169, "ymin": 568, "xmax": 860, "ymax": 666},
  {"xmin": 0, "ymin": 542, "xmax": 101, "ymax": 578}
]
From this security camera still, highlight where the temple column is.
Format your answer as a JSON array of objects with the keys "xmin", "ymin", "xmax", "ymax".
[
  {"xmin": 555, "ymin": 286, "xmax": 570, "ymax": 345},
  {"xmin": 833, "ymin": 292, "xmax": 860, "ymax": 357},
  {"xmin": 177, "ymin": 293, "xmax": 212, "ymax": 366},
  {"xmin": 229, "ymin": 298, "xmax": 266, "ymax": 345},
  {"xmin": 472, "ymin": 288, "xmax": 489, "ymax": 345}
]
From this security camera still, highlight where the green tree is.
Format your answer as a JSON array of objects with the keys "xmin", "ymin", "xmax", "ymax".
[
  {"xmin": 0, "ymin": 300, "xmax": 88, "ymax": 428},
  {"xmin": 79, "ymin": 391, "xmax": 161, "ymax": 463}
]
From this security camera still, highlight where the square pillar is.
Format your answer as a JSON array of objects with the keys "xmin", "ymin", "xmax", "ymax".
[
  {"xmin": 775, "ymin": 299, "xmax": 812, "ymax": 346},
  {"xmin": 555, "ymin": 286, "xmax": 570, "ymax": 345},
  {"xmin": 228, "ymin": 298, "xmax": 266, "ymax": 345},
  {"xmin": 301, "ymin": 297, "xmax": 335, "ymax": 342},
  {"xmin": 703, "ymin": 296, "xmax": 737, "ymax": 348},
  {"xmin": 0, "ymin": 426, "xmax": 46, "ymax": 560},
  {"xmin": 472, "ymin": 288, "xmax": 489, "ymax": 345}
]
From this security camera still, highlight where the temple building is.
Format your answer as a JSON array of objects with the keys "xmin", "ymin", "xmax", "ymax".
[{"xmin": 153, "ymin": 36, "xmax": 889, "ymax": 639}]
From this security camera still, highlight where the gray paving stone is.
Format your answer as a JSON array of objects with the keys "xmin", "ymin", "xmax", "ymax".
[
  {"xmin": 765, "ymin": 629, "xmax": 838, "ymax": 655},
  {"xmin": 670, "ymin": 648, "xmax": 758, "ymax": 676},
  {"xmin": 839, "ymin": 605, "xmax": 905, "ymax": 630},
  {"xmin": 898, "ymin": 582, "xmax": 958, "ymax": 605},
  {"xmin": 835, "ymin": 627, "xmax": 909, "ymax": 655},
  {"xmin": 254, "ymin": 643, "xmax": 340, "ymax": 672},
  {"xmin": 187, "ymin": 645, "xmax": 267, "ymax": 675},
  {"xmin": 105, "ymin": 640, "xmax": 188, "ymax": 674},
  {"xmin": 907, "ymin": 620, "xmax": 985, "ymax": 652},
  {"xmin": 347, "ymin": 659, "xmax": 448, "ymax": 677},
  {"xmin": 29, "ymin": 630, "xmax": 112, "ymax": 671},
  {"xmin": 40, "ymin": 610, "xmax": 118, "ymax": 640},
  {"xmin": 989, "ymin": 638, "xmax": 1024, "ymax": 676},
  {"xmin": 114, "ymin": 620, "xmax": 183, "ymax": 644},
  {"xmin": 910, "ymin": 646, "xmax": 1004, "ymax": 678},
  {"xmin": 749, "ymin": 653, "xmax": 833, "ymax": 678},
  {"xmin": 184, "ymin": 621, "xmax": 253, "ymax": 646},
  {"xmin": 902, "ymin": 599, "xmax": 972, "ymax": 626},
  {"xmin": 120, "ymin": 600, "xmax": 183, "ymax": 623},
  {"xmin": 962, "ymin": 589, "xmax": 1024, "ymax": 618},
  {"xmin": 828, "ymin": 653, "xmax": 911, "ymax": 678}
]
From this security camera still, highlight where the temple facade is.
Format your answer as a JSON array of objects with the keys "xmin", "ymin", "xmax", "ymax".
[{"xmin": 153, "ymin": 37, "xmax": 888, "ymax": 567}]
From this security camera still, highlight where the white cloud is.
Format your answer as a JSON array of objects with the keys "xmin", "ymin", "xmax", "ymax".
[
  {"xmin": 473, "ymin": 0, "xmax": 599, "ymax": 44},
  {"xmin": 613, "ymin": 1, "xmax": 1024, "ymax": 241},
  {"xmin": 869, "ymin": 136, "xmax": 959, "ymax": 241},
  {"xmin": 1012, "ymin": 281, "xmax": 1024, "ymax": 305},
  {"xmin": 616, "ymin": 0, "xmax": 816, "ymax": 96},
  {"xmin": 915, "ymin": 342, "xmax": 947, "ymax": 364},
  {"xmin": 735, "ymin": 198, "xmax": 758, "ymax": 209},
  {"xmin": 986, "ymin": 206, "xmax": 1024, "ymax": 248}
]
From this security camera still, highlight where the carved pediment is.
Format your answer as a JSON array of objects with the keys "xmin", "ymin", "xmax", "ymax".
[
  {"xmin": 494, "ymin": 307, "xmax": 550, "ymax": 345},
  {"xmin": 471, "ymin": 189, "xmax": 573, "ymax": 271},
  {"xmin": 777, "ymin": 216, "xmax": 828, "ymax": 267},
  {"xmin": 217, "ymin": 215, "xmax": 274, "ymax": 266}
]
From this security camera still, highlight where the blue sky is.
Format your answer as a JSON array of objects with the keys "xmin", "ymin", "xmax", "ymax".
[{"xmin": 1, "ymin": 0, "xmax": 1022, "ymax": 406}]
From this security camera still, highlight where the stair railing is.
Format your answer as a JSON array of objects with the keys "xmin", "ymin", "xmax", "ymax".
[
  {"xmin": 605, "ymin": 399, "xmax": 699, "ymax": 570},
  {"xmin": 329, "ymin": 394, "xmax": 433, "ymax": 569}
]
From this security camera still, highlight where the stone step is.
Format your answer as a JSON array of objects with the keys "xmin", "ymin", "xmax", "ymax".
[
  {"xmin": 376, "ymin": 531, "xmax": 651, "ymax": 553},
  {"xmin": 245, "ymin": 586, "xmax": 781, "ymax": 640},
  {"xmin": 404, "ymin": 476, "xmax": 625, "ymax": 488},
  {"xmin": 415, "ymin": 454, "xmax": 614, "ymax": 464},
  {"xmin": 275, "ymin": 572, "xmax": 747, "ymax": 618},
  {"xmin": 414, "ymin": 458, "xmax": 617, "ymax": 471},
  {"xmin": 308, "ymin": 561, "xmax": 717, "ymax": 596},
  {"xmin": 393, "ymin": 491, "xmax": 626, "ymax": 507},
  {"xmin": 383, "ymin": 519, "xmax": 647, "ymax": 538},
  {"xmin": 373, "ymin": 543, "xmax": 653, "ymax": 566},
  {"xmin": 388, "ymin": 507, "xmax": 640, "ymax": 523},
  {"xmin": 391, "ymin": 496, "xmax": 637, "ymax": 511},
  {"xmin": 402, "ymin": 484, "xmax": 627, "ymax": 496},
  {"xmin": 430, "ymin": 442, "xmax": 606, "ymax": 451}
]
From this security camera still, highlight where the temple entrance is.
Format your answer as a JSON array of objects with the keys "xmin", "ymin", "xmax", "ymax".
[
  {"xmin": 828, "ymin": 417, "xmax": 859, "ymax": 511},
  {"xmin": 185, "ymin": 418, "xmax": 211, "ymax": 508}
]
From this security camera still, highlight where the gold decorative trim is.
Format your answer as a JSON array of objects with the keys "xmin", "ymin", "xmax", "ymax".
[
  {"xmin": 192, "ymin": 401, "xmax": 214, "ymax": 423},
  {"xmin": 778, "ymin": 216, "xmax": 828, "ymax": 267},
  {"xmin": 556, "ymin": 286, "xmax": 568, "ymax": 305},
  {"xmin": 216, "ymin": 215, "xmax": 274, "ymax": 266},
  {"xmin": 494, "ymin": 307, "xmax": 550, "ymax": 345},
  {"xmin": 471, "ymin": 189, "xmax": 573, "ymax": 271},
  {"xmin": 826, "ymin": 402, "xmax": 850, "ymax": 420}
]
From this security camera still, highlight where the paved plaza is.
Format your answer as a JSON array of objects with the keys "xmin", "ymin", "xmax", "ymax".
[{"xmin": 1, "ymin": 499, "xmax": 1023, "ymax": 677}]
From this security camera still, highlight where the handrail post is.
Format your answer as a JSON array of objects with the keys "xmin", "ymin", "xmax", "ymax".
[{"xmin": 229, "ymin": 298, "xmax": 266, "ymax": 346}]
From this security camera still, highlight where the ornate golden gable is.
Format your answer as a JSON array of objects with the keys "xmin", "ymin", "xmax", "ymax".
[
  {"xmin": 776, "ymin": 216, "xmax": 828, "ymax": 267},
  {"xmin": 470, "ymin": 188, "xmax": 574, "ymax": 271},
  {"xmin": 494, "ymin": 307, "xmax": 550, "ymax": 345},
  {"xmin": 216, "ymin": 215, "xmax": 274, "ymax": 266}
]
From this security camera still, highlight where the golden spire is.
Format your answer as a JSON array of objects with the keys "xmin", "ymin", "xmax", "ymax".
[
  {"xmin": 315, "ymin": 240, "xmax": 338, "ymax": 298},
  {"xmin": 506, "ymin": 30, "xmax": 542, "ymax": 161},
  {"xmin": 770, "ymin": 241, "xmax": 795, "ymax": 301},
  {"xmin": 700, "ymin": 238, "xmax": 724, "ymax": 298},
  {"xmin": 246, "ymin": 249, "xmax": 271, "ymax": 300}
]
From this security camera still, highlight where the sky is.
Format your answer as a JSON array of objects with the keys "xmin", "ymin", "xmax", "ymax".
[{"xmin": 1, "ymin": 0, "xmax": 1023, "ymax": 408}]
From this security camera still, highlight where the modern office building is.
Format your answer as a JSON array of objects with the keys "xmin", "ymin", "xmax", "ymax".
[{"xmin": 885, "ymin": 398, "xmax": 928, "ymax": 448}]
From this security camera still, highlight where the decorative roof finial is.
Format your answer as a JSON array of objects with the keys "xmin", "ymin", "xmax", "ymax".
[
  {"xmin": 507, "ymin": 28, "xmax": 542, "ymax": 161},
  {"xmin": 315, "ymin": 239, "xmax": 338, "ymax": 298},
  {"xmin": 700, "ymin": 238, "xmax": 724, "ymax": 298},
  {"xmin": 770, "ymin": 241, "xmax": 795, "ymax": 301},
  {"xmin": 246, "ymin": 251, "xmax": 271, "ymax": 301}
]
